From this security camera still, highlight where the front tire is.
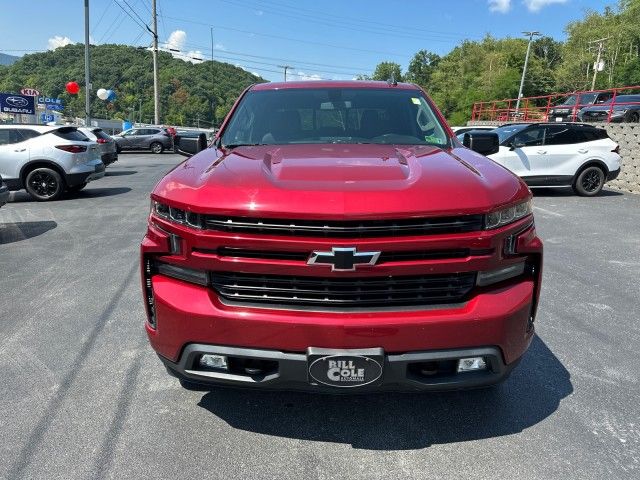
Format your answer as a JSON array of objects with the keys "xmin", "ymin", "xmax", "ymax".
[
  {"xmin": 573, "ymin": 166, "xmax": 605, "ymax": 196},
  {"xmin": 150, "ymin": 142, "xmax": 164, "ymax": 154},
  {"xmin": 116, "ymin": 144, "xmax": 122, "ymax": 154},
  {"xmin": 25, "ymin": 167, "xmax": 64, "ymax": 201}
]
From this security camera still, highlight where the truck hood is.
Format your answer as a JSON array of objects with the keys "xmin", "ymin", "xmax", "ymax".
[{"xmin": 154, "ymin": 144, "xmax": 529, "ymax": 219}]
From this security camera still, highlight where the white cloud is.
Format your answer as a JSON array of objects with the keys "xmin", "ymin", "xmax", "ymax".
[
  {"xmin": 295, "ymin": 71, "xmax": 322, "ymax": 81},
  {"xmin": 488, "ymin": 0, "xmax": 511, "ymax": 13},
  {"xmin": 164, "ymin": 30, "xmax": 187, "ymax": 51},
  {"xmin": 161, "ymin": 30, "xmax": 203, "ymax": 63},
  {"xmin": 214, "ymin": 43, "xmax": 226, "ymax": 51},
  {"xmin": 255, "ymin": 10, "xmax": 264, "ymax": 16},
  {"xmin": 523, "ymin": 0, "xmax": 568, "ymax": 11},
  {"xmin": 48, "ymin": 35, "xmax": 73, "ymax": 50}
]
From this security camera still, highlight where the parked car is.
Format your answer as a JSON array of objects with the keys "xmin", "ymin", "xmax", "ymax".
[
  {"xmin": 113, "ymin": 127, "xmax": 173, "ymax": 154},
  {"xmin": 0, "ymin": 173, "xmax": 9, "ymax": 208},
  {"xmin": 548, "ymin": 91, "xmax": 613, "ymax": 122},
  {"xmin": 0, "ymin": 125, "xmax": 104, "ymax": 201},
  {"xmin": 486, "ymin": 122, "xmax": 621, "ymax": 196},
  {"xmin": 142, "ymin": 80, "xmax": 543, "ymax": 393},
  {"xmin": 78, "ymin": 127, "xmax": 118, "ymax": 166},
  {"xmin": 577, "ymin": 94, "xmax": 640, "ymax": 123}
]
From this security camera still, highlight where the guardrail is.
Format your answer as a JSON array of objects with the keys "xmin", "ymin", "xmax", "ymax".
[{"xmin": 472, "ymin": 86, "xmax": 640, "ymax": 123}]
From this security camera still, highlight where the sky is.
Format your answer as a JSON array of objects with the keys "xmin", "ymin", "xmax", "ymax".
[{"xmin": 0, "ymin": 0, "xmax": 614, "ymax": 82}]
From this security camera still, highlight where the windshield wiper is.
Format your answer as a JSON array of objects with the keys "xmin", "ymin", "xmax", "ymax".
[{"xmin": 222, "ymin": 143, "xmax": 265, "ymax": 149}]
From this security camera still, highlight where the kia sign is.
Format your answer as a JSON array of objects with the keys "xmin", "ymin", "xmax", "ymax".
[
  {"xmin": 0, "ymin": 93, "xmax": 36, "ymax": 114},
  {"xmin": 21, "ymin": 88, "xmax": 41, "ymax": 96}
]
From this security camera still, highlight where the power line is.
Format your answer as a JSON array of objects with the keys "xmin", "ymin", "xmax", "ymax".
[
  {"xmin": 159, "ymin": 14, "xmax": 409, "ymax": 58},
  {"xmin": 246, "ymin": 0, "xmax": 479, "ymax": 39},
  {"xmin": 215, "ymin": 0, "xmax": 473, "ymax": 43},
  {"xmin": 119, "ymin": 0, "xmax": 151, "ymax": 30}
]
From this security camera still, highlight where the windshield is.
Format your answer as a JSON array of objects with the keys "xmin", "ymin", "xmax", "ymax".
[
  {"xmin": 221, "ymin": 87, "xmax": 449, "ymax": 147},
  {"xmin": 492, "ymin": 124, "xmax": 528, "ymax": 143}
]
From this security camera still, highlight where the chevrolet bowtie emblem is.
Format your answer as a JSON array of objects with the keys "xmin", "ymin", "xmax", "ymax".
[{"xmin": 307, "ymin": 247, "xmax": 381, "ymax": 272}]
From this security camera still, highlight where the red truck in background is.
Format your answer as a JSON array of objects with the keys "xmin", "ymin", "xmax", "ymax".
[{"xmin": 141, "ymin": 81, "xmax": 543, "ymax": 392}]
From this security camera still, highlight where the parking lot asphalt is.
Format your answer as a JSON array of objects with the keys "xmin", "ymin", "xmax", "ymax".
[{"xmin": 1, "ymin": 152, "xmax": 639, "ymax": 480}]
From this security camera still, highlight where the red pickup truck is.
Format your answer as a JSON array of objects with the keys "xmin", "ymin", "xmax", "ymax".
[{"xmin": 141, "ymin": 81, "xmax": 542, "ymax": 392}]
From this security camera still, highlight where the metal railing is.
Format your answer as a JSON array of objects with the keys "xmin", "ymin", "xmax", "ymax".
[{"xmin": 471, "ymin": 85, "xmax": 640, "ymax": 123}]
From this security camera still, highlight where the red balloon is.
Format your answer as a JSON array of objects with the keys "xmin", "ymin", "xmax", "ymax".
[{"xmin": 66, "ymin": 81, "xmax": 80, "ymax": 95}]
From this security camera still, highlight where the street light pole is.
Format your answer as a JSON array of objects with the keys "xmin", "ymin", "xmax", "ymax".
[
  {"xmin": 589, "ymin": 37, "xmax": 609, "ymax": 91},
  {"xmin": 515, "ymin": 31, "xmax": 541, "ymax": 114},
  {"xmin": 84, "ymin": 0, "xmax": 91, "ymax": 126},
  {"xmin": 151, "ymin": 0, "xmax": 160, "ymax": 124}
]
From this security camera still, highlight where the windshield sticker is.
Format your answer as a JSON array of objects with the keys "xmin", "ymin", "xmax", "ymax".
[{"xmin": 411, "ymin": 97, "xmax": 421, "ymax": 105}]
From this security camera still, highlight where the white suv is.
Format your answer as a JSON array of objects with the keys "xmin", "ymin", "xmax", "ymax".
[
  {"xmin": 488, "ymin": 123, "xmax": 621, "ymax": 196},
  {"xmin": 0, "ymin": 125, "xmax": 105, "ymax": 201}
]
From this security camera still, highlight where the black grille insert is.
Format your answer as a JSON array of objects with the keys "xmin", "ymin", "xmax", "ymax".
[
  {"xmin": 202, "ymin": 215, "xmax": 484, "ymax": 237},
  {"xmin": 206, "ymin": 247, "xmax": 483, "ymax": 263},
  {"xmin": 211, "ymin": 271, "xmax": 476, "ymax": 308}
]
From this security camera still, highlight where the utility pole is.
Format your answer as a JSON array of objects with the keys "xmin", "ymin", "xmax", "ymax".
[
  {"xmin": 278, "ymin": 65, "xmax": 293, "ymax": 82},
  {"xmin": 84, "ymin": 0, "xmax": 91, "ymax": 126},
  {"xmin": 515, "ymin": 31, "xmax": 541, "ymax": 114},
  {"xmin": 590, "ymin": 37, "xmax": 609, "ymax": 91},
  {"xmin": 151, "ymin": 0, "xmax": 160, "ymax": 124}
]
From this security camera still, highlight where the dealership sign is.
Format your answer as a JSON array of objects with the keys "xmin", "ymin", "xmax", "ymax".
[
  {"xmin": 21, "ymin": 88, "xmax": 41, "ymax": 96},
  {"xmin": 0, "ymin": 93, "xmax": 36, "ymax": 114}
]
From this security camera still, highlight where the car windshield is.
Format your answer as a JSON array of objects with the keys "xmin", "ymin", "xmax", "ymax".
[
  {"xmin": 221, "ymin": 87, "xmax": 449, "ymax": 148},
  {"xmin": 492, "ymin": 124, "xmax": 528, "ymax": 143}
]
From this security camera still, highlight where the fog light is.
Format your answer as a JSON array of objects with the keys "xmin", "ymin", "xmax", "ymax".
[
  {"xmin": 457, "ymin": 357, "xmax": 487, "ymax": 372},
  {"xmin": 199, "ymin": 354, "xmax": 228, "ymax": 370}
]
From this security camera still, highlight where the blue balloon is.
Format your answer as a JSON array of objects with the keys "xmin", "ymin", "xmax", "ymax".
[{"xmin": 106, "ymin": 89, "xmax": 116, "ymax": 101}]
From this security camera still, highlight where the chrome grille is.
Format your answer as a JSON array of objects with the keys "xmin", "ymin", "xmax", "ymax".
[{"xmin": 202, "ymin": 215, "xmax": 484, "ymax": 237}]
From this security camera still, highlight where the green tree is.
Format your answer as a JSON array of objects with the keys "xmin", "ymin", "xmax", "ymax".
[
  {"xmin": 371, "ymin": 62, "xmax": 403, "ymax": 82},
  {"xmin": 405, "ymin": 50, "xmax": 440, "ymax": 87}
]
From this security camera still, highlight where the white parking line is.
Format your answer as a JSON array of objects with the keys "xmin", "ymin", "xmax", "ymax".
[{"xmin": 533, "ymin": 206, "xmax": 564, "ymax": 217}]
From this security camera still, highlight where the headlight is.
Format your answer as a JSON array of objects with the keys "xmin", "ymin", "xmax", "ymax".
[
  {"xmin": 151, "ymin": 200, "xmax": 202, "ymax": 229},
  {"xmin": 485, "ymin": 200, "xmax": 532, "ymax": 229}
]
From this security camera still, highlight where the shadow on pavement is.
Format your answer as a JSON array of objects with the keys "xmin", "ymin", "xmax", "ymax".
[
  {"xmin": 105, "ymin": 170, "xmax": 138, "ymax": 176},
  {"xmin": 0, "ymin": 221, "xmax": 57, "ymax": 244},
  {"xmin": 8, "ymin": 187, "xmax": 132, "ymax": 202},
  {"xmin": 532, "ymin": 187, "xmax": 624, "ymax": 197},
  {"xmin": 198, "ymin": 335, "xmax": 571, "ymax": 450},
  {"xmin": 67, "ymin": 187, "xmax": 132, "ymax": 199}
]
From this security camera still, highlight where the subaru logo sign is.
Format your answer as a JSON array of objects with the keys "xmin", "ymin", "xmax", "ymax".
[
  {"xmin": 0, "ymin": 93, "xmax": 36, "ymax": 114},
  {"xmin": 6, "ymin": 96, "xmax": 28, "ymax": 107}
]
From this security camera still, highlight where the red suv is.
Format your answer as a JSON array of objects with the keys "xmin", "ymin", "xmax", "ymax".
[{"xmin": 141, "ymin": 81, "xmax": 543, "ymax": 392}]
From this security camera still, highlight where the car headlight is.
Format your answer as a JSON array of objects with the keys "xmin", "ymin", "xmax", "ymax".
[
  {"xmin": 485, "ymin": 200, "xmax": 532, "ymax": 229},
  {"xmin": 151, "ymin": 200, "xmax": 202, "ymax": 229}
]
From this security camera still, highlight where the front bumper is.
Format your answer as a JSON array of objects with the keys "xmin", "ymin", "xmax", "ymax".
[{"xmin": 161, "ymin": 344, "xmax": 520, "ymax": 392}]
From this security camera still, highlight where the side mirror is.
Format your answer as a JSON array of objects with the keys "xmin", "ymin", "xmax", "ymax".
[
  {"xmin": 462, "ymin": 131, "xmax": 500, "ymax": 156},
  {"xmin": 174, "ymin": 133, "xmax": 207, "ymax": 157}
]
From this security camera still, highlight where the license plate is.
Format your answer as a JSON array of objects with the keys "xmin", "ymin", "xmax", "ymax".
[
  {"xmin": 555, "ymin": 117, "xmax": 563, "ymax": 122},
  {"xmin": 307, "ymin": 348, "xmax": 384, "ymax": 388}
]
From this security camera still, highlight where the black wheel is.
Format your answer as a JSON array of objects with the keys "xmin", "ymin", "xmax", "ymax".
[
  {"xmin": 67, "ymin": 182, "xmax": 87, "ymax": 192},
  {"xmin": 573, "ymin": 166, "xmax": 605, "ymax": 196},
  {"xmin": 625, "ymin": 111, "xmax": 640, "ymax": 123},
  {"xmin": 24, "ymin": 167, "xmax": 64, "ymax": 201},
  {"xmin": 150, "ymin": 142, "xmax": 164, "ymax": 154},
  {"xmin": 116, "ymin": 144, "xmax": 122, "ymax": 154}
]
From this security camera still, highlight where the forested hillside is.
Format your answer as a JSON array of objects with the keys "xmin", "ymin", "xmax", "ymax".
[
  {"xmin": 0, "ymin": 43, "xmax": 265, "ymax": 126},
  {"xmin": 365, "ymin": 0, "xmax": 640, "ymax": 124}
]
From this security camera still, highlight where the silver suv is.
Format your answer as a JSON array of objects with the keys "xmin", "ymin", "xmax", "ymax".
[
  {"xmin": 0, "ymin": 125, "xmax": 105, "ymax": 201},
  {"xmin": 113, "ymin": 127, "xmax": 173, "ymax": 154}
]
